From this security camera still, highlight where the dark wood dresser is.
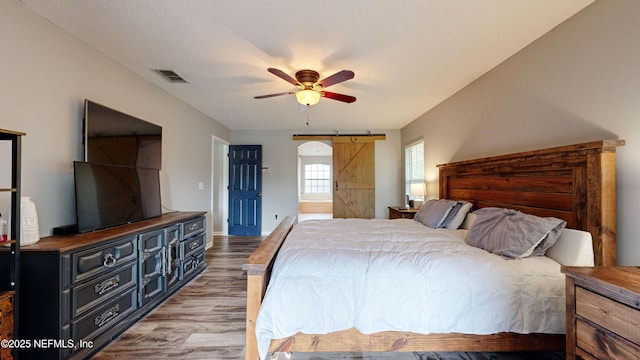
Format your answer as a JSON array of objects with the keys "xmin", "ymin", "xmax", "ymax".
[
  {"xmin": 0, "ymin": 211, "xmax": 206, "ymax": 360},
  {"xmin": 562, "ymin": 266, "xmax": 640, "ymax": 359}
]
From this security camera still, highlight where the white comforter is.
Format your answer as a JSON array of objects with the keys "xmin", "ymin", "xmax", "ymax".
[{"xmin": 255, "ymin": 219, "xmax": 566, "ymax": 359}]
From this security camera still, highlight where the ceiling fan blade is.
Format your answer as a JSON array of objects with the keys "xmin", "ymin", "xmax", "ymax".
[
  {"xmin": 267, "ymin": 68, "xmax": 299, "ymax": 86},
  {"xmin": 317, "ymin": 70, "xmax": 354, "ymax": 88},
  {"xmin": 321, "ymin": 91, "xmax": 356, "ymax": 103},
  {"xmin": 254, "ymin": 92, "xmax": 293, "ymax": 99}
]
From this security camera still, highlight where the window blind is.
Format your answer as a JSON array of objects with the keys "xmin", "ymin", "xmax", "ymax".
[{"xmin": 405, "ymin": 140, "xmax": 424, "ymax": 199}]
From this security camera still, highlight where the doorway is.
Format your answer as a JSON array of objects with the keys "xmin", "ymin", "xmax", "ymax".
[
  {"xmin": 297, "ymin": 141, "xmax": 332, "ymax": 222},
  {"xmin": 212, "ymin": 137, "xmax": 229, "ymax": 235},
  {"xmin": 228, "ymin": 145, "xmax": 262, "ymax": 236}
]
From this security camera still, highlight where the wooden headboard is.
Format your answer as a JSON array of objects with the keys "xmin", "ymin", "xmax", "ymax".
[{"xmin": 437, "ymin": 140, "xmax": 624, "ymax": 267}]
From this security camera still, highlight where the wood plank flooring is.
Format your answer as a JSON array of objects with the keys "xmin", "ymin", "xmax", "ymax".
[{"xmin": 92, "ymin": 235, "xmax": 261, "ymax": 360}]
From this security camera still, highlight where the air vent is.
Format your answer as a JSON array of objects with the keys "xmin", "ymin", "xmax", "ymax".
[{"xmin": 153, "ymin": 69, "xmax": 187, "ymax": 83}]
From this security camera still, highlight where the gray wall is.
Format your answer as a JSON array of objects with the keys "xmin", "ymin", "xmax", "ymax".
[
  {"xmin": 402, "ymin": 0, "xmax": 640, "ymax": 265},
  {"xmin": 0, "ymin": 1, "xmax": 230, "ymax": 242}
]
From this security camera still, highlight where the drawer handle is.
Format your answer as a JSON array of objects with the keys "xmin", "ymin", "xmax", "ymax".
[
  {"xmin": 189, "ymin": 241, "xmax": 200, "ymax": 251},
  {"xmin": 160, "ymin": 247, "xmax": 168, "ymax": 277},
  {"xmin": 188, "ymin": 223, "xmax": 200, "ymax": 231},
  {"xmin": 94, "ymin": 275, "xmax": 121, "ymax": 295},
  {"xmin": 95, "ymin": 304, "xmax": 120, "ymax": 327},
  {"xmin": 103, "ymin": 253, "xmax": 117, "ymax": 268}
]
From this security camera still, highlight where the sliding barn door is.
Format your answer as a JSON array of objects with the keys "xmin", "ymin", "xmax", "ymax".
[{"xmin": 332, "ymin": 136, "xmax": 375, "ymax": 218}]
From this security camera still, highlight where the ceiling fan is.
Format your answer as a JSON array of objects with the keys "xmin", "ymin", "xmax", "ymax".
[{"xmin": 254, "ymin": 68, "xmax": 356, "ymax": 106}]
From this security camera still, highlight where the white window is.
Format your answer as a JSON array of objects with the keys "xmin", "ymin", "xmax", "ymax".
[
  {"xmin": 304, "ymin": 163, "xmax": 331, "ymax": 194},
  {"xmin": 405, "ymin": 140, "xmax": 424, "ymax": 199}
]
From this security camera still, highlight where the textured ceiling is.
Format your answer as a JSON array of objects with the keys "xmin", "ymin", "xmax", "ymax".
[{"xmin": 19, "ymin": 0, "xmax": 593, "ymax": 130}]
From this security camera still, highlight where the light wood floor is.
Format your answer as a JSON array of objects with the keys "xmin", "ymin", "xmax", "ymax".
[{"xmin": 92, "ymin": 235, "xmax": 261, "ymax": 359}]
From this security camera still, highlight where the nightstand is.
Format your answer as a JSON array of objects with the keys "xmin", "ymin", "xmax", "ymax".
[
  {"xmin": 562, "ymin": 266, "xmax": 640, "ymax": 359},
  {"xmin": 388, "ymin": 206, "xmax": 418, "ymax": 219}
]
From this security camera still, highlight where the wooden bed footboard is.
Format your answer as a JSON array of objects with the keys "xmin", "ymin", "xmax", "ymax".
[
  {"xmin": 243, "ymin": 216, "xmax": 295, "ymax": 360},
  {"xmin": 269, "ymin": 328, "xmax": 565, "ymax": 353}
]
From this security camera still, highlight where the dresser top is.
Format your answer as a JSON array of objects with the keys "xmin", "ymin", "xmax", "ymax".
[
  {"xmin": 562, "ymin": 266, "xmax": 640, "ymax": 308},
  {"xmin": 15, "ymin": 211, "xmax": 206, "ymax": 254}
]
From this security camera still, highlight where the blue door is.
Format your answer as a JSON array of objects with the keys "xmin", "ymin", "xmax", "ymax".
[{"xmin": 228, "ymin": 145, "xmax": 262, "ymax": 236}]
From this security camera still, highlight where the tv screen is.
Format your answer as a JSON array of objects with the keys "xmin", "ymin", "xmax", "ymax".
[
  {"xmin": 74, "ymin": 161, "xmax": 162, "ymax": 233},
  {"xmin": 84, "ymin": 100, "xmax": 162, "ymax": 170}
]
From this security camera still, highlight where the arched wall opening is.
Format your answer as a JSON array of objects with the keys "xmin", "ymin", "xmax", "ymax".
[{"xmin": 297, "ymin": 141, "xmax": 333, "ymax": 221}]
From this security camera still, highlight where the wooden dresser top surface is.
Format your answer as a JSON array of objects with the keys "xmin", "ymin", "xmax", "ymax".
[
  {"xmin": 562, "ymin": 266, "xmax": 640, "ymax": 308},
  {"xmin": 6, "ymin": 211, "xmax": 205, "ymax": 254}
]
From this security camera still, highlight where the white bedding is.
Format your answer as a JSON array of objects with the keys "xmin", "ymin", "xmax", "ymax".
[{"xmin": 255, "ymin": 219, "xmax": 566, "ymax": 359}]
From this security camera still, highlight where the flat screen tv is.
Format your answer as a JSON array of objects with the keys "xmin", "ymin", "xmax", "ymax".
[
  {"xmin": 83, "ymin": 99, "xmax": 162, "ymax": 170},
  {"xmin": 73, "ymin": 161, "xmax": 162, "ymax": 233}
]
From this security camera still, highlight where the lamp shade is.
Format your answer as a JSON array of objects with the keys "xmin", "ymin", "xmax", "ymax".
[
  {"xmin": 410, "ymin": 182, "xmax": 426, "ymax": 196},
  {"xmin": 296, "ymin": 89, "xmax": 320, "ymax": 106}
]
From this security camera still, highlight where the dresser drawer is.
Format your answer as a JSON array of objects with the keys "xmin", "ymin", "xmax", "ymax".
[
  {"xmin": 73, "ymin": 235, "xmax": 138, "ymax": 283},
  {"xmin": 183, "ymin": 216, "xmax": 205, "ymax": 238},
  {"xmin": 72, "ymin": 260, "xmax": 137, "ymax": 318},
  {"xmin": 182, "ymin": 250, "xmax": 206, "ymax": 280},
  {"xmin": 72, "ymin": 286, "xmax": 137, "ymax": 343},
  {"xmin": 182, "ymin": 232, "xmax": 206, "ymax": 259},
  {"xmin": 576, "ymin": 286, "xmax": 640, "ymax": 345},
  {"xmin": 576, "ymin": 319, "xmax": 640, "ymax": 359}
]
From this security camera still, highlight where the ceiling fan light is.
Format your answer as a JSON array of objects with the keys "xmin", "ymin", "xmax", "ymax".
[{"xmin": 296, "ymin": 89, "xmax": 320, "ymax": 106}]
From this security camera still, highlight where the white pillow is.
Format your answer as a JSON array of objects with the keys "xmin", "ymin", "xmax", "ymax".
[
  {"xmin": 546, "ymin": 228, "xmax": 594, "ymax": 266},
  {"xmin": 460, "ymin": 212, "xmax": 477, "ymax": 230}
]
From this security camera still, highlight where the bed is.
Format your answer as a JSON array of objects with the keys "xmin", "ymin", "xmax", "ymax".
[{"xmin": 243, "ymin": 140, "xmax": 624, "ymax": 360}]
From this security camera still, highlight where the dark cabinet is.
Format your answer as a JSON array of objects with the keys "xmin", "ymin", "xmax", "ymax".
[
  {"xmin": 1, "ymin": 212, "xmax": 206, "ymax": 360},
  {"xmin": 139, "ymin": 221, "xmax": 197, "ymax": 306},
  {"xmin": 139, "ymin": 228, "xmax": 165, "ymax": 306}
]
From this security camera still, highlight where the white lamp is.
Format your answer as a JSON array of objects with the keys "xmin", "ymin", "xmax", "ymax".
[
  {"xmin": 410, "ymin": 182, "xmax": 426, "ymax": 209},
  {"xmin": 296, "ymin": 89, "xmax": 320, "ymax": 106}
]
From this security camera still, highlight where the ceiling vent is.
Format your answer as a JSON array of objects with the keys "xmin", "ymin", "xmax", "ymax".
[{"xmin": 153, "ymin": 69, "xmax": 187, "ymax": 83}]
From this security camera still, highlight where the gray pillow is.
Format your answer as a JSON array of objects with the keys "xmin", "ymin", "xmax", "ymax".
[
  {"xmin": 442, "ymin": 201, "xmax": 473, "ymax": 229},
  {"xmin": 414, "ymin": 199, "xmax": 458, "ymax": 228},
  {"xmin": 464, "ymin": 207, "xmax": 566, "ymax": 259}
]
